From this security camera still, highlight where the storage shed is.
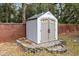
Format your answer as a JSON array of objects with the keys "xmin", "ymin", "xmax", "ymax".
[{"xmin": 26, "ymin": 11, "xmax": 58, "ymax": 44}]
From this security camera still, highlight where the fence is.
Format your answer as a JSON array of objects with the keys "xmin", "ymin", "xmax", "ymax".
[
  {"xmin": 0, "ymin": 23, "xmax": 79, "ymax": 42},
  {"xmin": 0, "ymin": 23, "xmax": 26, "ymax": 42},
  {"xmin": 58, "ymin": 24, "xmax": 79, "ymax": 34}
]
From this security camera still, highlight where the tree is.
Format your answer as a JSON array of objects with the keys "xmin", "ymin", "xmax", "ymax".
[
  {"xmin": 56, "ymin": 3, "xmax": 79, "ymax": 24},
  {"xmin": 0, "ymin": 3, "xmax": 18, "ymax": 23},
  {"xmin": 25, "ymin": 3, "xmax": 56, "ymax": 19},
  {"xmin": 0, "ymin": 3, "xmax": 79, "ymax": 24},
  {"xmin": 21, "ymin": 3, "xmax": 27, "ymax": 23}
]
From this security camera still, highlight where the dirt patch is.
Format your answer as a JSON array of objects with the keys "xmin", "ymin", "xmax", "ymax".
[{"xmin": 0, "ymin": 42, "xmax": 25, "ymax": 56}]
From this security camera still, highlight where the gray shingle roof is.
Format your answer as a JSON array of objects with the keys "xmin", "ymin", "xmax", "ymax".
[{"xmin": 27, "ymin": 12, "xmax": 46, "ymax": 20}]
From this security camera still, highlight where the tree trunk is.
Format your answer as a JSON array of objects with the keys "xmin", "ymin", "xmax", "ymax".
[{"xmin": 22, "ymin": 3, "xmax": 27, "ymax": 23}]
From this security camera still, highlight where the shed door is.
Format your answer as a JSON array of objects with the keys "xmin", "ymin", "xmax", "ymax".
[
  {"xmin": 40, "ymin": 19, "xmax": 56, "ymax": 43},
  {"xmin": 41, "ymin": 19, "xmax": 48, "ymax": 43},
  {"xmin": 49, "ymin": 20, "xmax": 55, "ymax": 40}
]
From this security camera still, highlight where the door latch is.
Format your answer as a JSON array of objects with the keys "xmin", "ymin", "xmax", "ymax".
[{"xmin": 48, "ymin": 29, "xmax": 50, "ymax": 33}]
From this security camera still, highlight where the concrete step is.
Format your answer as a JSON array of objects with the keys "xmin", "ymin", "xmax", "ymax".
[
  {"xmin": 16, "ymin": 38, "xmax": 67, "ymax": 53},
  {"xmin": 47, "ymin": 45, "xmax": 67, "ymax": 53}
]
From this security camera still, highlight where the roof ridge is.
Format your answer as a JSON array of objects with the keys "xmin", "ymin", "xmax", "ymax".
[{"xmin": 27, "ymin": 11, "xmax": 48, "ymax": 20}]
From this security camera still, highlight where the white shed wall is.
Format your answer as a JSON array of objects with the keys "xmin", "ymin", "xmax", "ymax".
[
  {"xmin": 38, "ymin": 12, "xmax": 58, "ymax": 43},
  {"xmin": 37, "ymin": 18, "xmax": 41, "ymax": 44},
  {"xmin": 26, "ymin": 20, "xmax": 37, "ymax": 43}
]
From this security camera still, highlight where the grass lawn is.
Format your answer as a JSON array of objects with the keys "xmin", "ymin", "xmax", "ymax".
[
  {"xmin": 0, "ymin": 32, "xmax": 79, "ymax": 56},
  {"xmin": 58, "ymin": 32, "xmax": 79, "ymax": 56}
]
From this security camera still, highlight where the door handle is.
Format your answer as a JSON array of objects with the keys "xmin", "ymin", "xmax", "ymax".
[{"xmin": 48, "ymin": 29, "xmax": 50, "ymax": 33}]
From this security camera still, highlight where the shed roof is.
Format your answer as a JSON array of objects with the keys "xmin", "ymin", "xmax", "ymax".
[{"xmin": 27, "ymin": 12, "xmax": 46, "ymax": 20}]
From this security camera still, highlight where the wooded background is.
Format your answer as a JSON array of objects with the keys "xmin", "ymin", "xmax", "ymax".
[{"xmin": 0, "ymin": 3, "xmax": 79, "ymax": 24}]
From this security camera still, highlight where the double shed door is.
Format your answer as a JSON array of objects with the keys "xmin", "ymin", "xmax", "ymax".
[{"xmin": 41, "ymin": 19, "xmax": 55, "ymax": 43}]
